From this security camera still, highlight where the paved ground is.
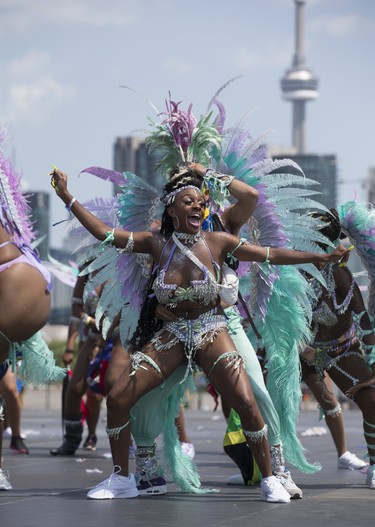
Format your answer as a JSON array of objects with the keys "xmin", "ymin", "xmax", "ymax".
[{"xmin": 1, "ymin": 398, "xmax": 373, "ymax": 527}]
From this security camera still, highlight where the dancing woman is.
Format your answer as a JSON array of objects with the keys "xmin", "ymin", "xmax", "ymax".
[
  {"xmin": 152, "ymin": 163, "xmax": 306, "ymax": 498},
  {"xmin": 0, "ymin": 130, "xmax": 64, "ymax": 490},
  {"xmin": 50, "ymin": 166, "xmax": 348, "ymax": 502},
  {"xmin": 300, "ymin": 208, "xmax": 375, "ymax": 489}
]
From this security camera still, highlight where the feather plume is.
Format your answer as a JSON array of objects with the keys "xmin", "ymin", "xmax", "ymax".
[
  {"xmin": 80, "ymin": 166, "xmax": 126, "ymax": 186},
  {"xmin": 338, "ymin": 199, "xmax": 375, "ymax": 318},
  {"xmin": 0, "ymin": 126, "xmax": 35, "ymax": 246}
]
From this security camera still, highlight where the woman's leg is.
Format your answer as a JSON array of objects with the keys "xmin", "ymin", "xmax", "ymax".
[
  {"xmin": 327, "ymin": 353, "xmax": 375, "ymax": 485},
  {"xmin": 301, "ymin": 361, "xmax": 347, "ymax": 457},
  {"xmin": 0, "ymin": 370, "xmax": 28, "ymax": 454},
  {"xmin": 195, "ymin": 331, "xmax": 290, "ymax": 502},
  {"xmin": 51, "ymin": 337, "xmax": 98, "ymax": 456},
  {"xmin": 106, "ymin": 341, "xmax": 187, "ymax": 477},
  {"xmin": 83, "ymin": 390, "xmax": 103, "ymax": 450}
]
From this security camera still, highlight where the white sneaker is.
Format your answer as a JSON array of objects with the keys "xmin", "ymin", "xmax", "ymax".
[
  {"xmin": 0, "ymin": 469, "xmax": 12, "ymax": 491},
  {"xmin": 260, "ymin": 476, "xmax": 291, "ymax": 503},
  {"xmin": 87, "ymin": 467, "xmax": 139, "ymax": 500},
  {"xmin": 274, "ymin": 469, "xmax": 302, "ymax": 499},
  {"xmin": 338, "ymin": 451, "xmax": 368, "ymax": 470},
  {"xmin": 180, "ymin": 442, "xmax": 195, "ymax": 459},
  {"xmin": 227, "ymin": 473, "xmax": 245, "ymax": 485},
  {"xmin": 366, "ymin": 465, "xmax": 375, "ymax": 489}
]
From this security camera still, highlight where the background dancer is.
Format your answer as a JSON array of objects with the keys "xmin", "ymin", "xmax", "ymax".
[{"xmin": 0, "ymin": 129, "xmax": 64, "ymax": 490}]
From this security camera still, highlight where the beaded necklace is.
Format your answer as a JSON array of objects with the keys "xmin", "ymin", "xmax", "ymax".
[
  {"xmin": 174, "ymin": 231, "xmax": 201, "ymax": 244},
  {"xmin": 322, "ymin": 264, "xmax": 355, "ymax": 315}
]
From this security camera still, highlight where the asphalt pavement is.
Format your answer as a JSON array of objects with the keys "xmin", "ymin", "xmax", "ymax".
[{"xmin": 0, "ymin": 396, "xmax": 373, "ymax": 527}]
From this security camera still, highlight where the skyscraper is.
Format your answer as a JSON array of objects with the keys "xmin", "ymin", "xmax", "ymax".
[
  {"xmin": 277, "ymin": 0, "xmax": 337, "ymax": 210},
  {"xmin": 113, "ymin": 136, "xmax": 163, "ymax": 192},
  {"xmin": 28, "ymin": 191, "xmax": 50, "ymax": 260},
  {"xmin": 280, "ymin": 0, "xmax": 319, "ymax": 154}
]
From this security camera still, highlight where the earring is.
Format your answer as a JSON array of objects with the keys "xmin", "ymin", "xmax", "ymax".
[{"xmin": 173, "ymin": 216, "xmax": 180, "ymax": 230}]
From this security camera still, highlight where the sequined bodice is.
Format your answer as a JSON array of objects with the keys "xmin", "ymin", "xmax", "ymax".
[
  {"xmin": 313, "ymin": 301, "xmax": 338, "ymax": 327},
  {"xmin": 152, "ymin": 238, "xmax": 220, "ymax": 308}
]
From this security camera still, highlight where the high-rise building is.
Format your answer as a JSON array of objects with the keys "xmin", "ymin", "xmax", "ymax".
[
  {"xmin": 277, "ymin": 0, "xmax": 337, "ymax": 210},
  {"xmin": 113, "ymin": 136, "xmax": 163, "ymax": 192},
  {"xmin": 28, "ymin": 191, "xmax": 50, "ymax": 260},
  {"xmin": 280, "ymin": 0, "xmax": 319, "ymax": 154}
]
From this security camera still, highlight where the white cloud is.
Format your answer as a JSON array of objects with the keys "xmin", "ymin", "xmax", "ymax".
[
  {"xmin": 6, "ymin": 49, "xmax": 51, "ymax": 78},
  {"xmin": 2, "ymin": 50, "xmax": 76, "ymax": 125}
]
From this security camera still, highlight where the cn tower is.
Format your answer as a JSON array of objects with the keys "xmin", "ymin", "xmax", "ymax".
[{"xmin": 281, "ymin": 0, "xmax": 319, "ymax": 153}]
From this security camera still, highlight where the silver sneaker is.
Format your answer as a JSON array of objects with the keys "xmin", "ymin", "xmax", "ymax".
[
  {"xmin": 366, "ymin": 464, "xmax": 375, "ymax": 489},
  {"xmin": 260, "ymin": 476, "xmax": 290, "ymax": 503},
  {"xmin": 274, "ymin": 469, "xmax": 303, "ymax": 499},
  {"xmin": 87, "ymin": 466, "xmax": 139, "ymax": 500},
  {"xmin": 338, "ymin": 451, "xmax": 368, "ymax": 470},
  {"xmin": 0, "ymin": 469, "xmax": 12, "ymax": 491}
]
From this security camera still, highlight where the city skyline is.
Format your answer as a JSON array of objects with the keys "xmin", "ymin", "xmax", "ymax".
[{"xmin": 0, "ymin": 0, "xmax": 374, "ymax": 247}]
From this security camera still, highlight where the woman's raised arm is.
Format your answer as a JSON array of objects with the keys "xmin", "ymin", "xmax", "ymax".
[{"xmin": 50, "ymin": 168, "xmax": 153, "ymax": 254}]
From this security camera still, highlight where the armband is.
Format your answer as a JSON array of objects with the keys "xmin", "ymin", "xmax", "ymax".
[
  {"xmin": 65, "ymin": 197, "xmax": 77, "ymax": 212},
  {"xmin": 118, "ymin": 232, "xmax": 134, "ymax": 254},
  {"xmin": 203, "ymin": 169, "xmax": 234, "ymax": 208},
  {"xmin": 101, "ymin": 228, "xmax": 115, "ymax": 248},
  {"xmin": 264, "ymin": 246, "xmax": 270, "ymax": 265}
]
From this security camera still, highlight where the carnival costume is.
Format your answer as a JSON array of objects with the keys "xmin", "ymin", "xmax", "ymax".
[
  {"xmin": 0, "ymin": 129, "xmax": 65, "ymax": 388},
  {"xmin": 0, "ymin": 129, "xmax": 64, "ymax": 494},
  {"xmin": 61, "ymin": 83, "xmax": 342, "ymax": 495},
  {"xmin": 299, "ymin": 201, "xmax": 375, "ymax": 474}
]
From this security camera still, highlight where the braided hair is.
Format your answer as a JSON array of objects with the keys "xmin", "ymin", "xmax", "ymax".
[{"xmin": 129, "ymin": 165, "xmax": 204, "ymax": 351}]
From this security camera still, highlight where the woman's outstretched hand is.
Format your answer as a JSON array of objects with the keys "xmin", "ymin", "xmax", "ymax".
[
  {"xmin": 346, "ymin": 372, "xmax": 375, "ymax": 398},
  {"xmin": 325, "ymin": 244, "xmax": 351, "ymax": 265},
  {"xmin": 50, "ymin": 167, "xmax": 68, "ymax": 196}
]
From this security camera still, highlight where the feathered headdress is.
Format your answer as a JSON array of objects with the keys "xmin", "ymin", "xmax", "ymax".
[
  {"xmin": 338, "ymin": 199, "xmax": 375, "ymax": 319},
  {"xmin": 0, "ymin": 126, "xmax": 35, "ymax": 247},
  {"xmin": 145, "ymin": 93, "xmax": 221, "ymax": 177}
]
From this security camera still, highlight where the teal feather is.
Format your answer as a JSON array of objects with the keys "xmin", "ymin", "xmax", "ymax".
[
  {"xmin": 161, "ymin": 377, "xmax": 218, "ymax": 494},
  {"xmin": 253, "ymin": 266, "xmax": 321, "ymax": 473},
  {"xmin": 15, "ymin": 331, "xmax": 66, "ymax": 385}
]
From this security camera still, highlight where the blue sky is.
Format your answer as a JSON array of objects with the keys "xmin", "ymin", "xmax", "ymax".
[{"xmin": 0, "ymin": 0, "xmax": 374, "ymax": 247}]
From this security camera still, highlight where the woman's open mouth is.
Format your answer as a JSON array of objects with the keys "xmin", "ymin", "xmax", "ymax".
[{"xmin": 188, "ymin": 213, "xmax": 201, "ymax": 228}]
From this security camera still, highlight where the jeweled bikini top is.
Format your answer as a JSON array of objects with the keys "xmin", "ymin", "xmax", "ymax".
[{"xmin": 152, "ymin": 235, "xmax": 220, "ymax": 308}]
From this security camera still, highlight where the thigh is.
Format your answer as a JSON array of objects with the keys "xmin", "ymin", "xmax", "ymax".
[
  {"xmin": 195, "ymin": 330, "xmax": 255, "ymax": 410},
  {"xmin": 108, "ymin": 339, "xmax": 187, "ymax": 408},
  {"xmin": 328, "ymin": 352, "xmax": 372, "ymax": 402},
  {"xmin": 67, "ymin": 338, "xmax": 96, "ymax": 394},
  {"xmin": 104, "ymin": 337, "xmax": 130, "ymax": 393},
  {"xmin": 0, "ymin": 369, "xmax": 17, "ymax": 397},
  {"xmin": 302, "ymin": 366, "xmax": 338, "ymax": 408}
]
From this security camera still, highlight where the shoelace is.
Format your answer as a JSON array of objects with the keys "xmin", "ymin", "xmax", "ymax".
[{"xmin": 107, "ymin": 465, "xmax": 122, "ymax": 488}]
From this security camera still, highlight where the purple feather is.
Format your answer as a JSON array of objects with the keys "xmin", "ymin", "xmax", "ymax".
[
  {"xmin": 212, "ymin": 99, "xmax": 226, "ymax": 134},
  {"xmin": 0, "ymin": 129, "xmax": 35, "ymax": 246},
  {"xmin": 161, "ymin": 96, "xmax": 197, "ymax": 157},
  {"xmin": 80, "ymin": 166, "xmax": 126, "ymax": 186}
]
